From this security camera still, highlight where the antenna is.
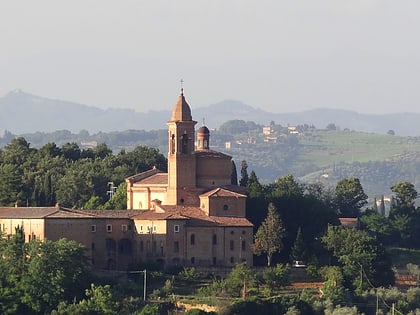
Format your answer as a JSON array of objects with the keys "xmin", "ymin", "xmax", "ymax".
[{"xmin": 107, "ymin": 182, "xmax": 117, "ymax": 199}]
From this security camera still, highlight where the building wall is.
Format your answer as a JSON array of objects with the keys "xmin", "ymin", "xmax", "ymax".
[
  {"xmin": 129, "ymin": 187, "xmax": 167, "ymax": 210},
  {"xmin": 45, "ymin": 218, "xmax": 137, "ymax": 270},
  {"xmin": 196, "ymin": 155, "xmax": 232, "ymax": 187},
  {"xmin": 201, "ymin": 195, "xmax": 246, "ymax": 217},
  {"xmin": 0, "ymin": 218, "xmax": 45, "ymax": 241}
]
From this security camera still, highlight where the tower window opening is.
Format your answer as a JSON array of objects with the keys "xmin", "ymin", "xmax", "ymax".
[{"xmin": 182, "ymin": 134, "xmax": 188, "ymax": 154}]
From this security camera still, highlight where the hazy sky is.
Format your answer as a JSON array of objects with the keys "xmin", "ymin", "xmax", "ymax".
[{"xmin": 1, "ymin": 1, "xmax": 419, "ymax": 114}]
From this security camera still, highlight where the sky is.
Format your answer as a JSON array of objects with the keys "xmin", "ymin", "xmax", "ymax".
[{"xmin": 0, "ymin": 1, "xmax": 419, "ymax": 114}]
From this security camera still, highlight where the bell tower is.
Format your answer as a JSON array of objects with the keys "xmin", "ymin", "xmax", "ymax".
[{"xmin": 166, "ymin": 88, "xmax": 197, "ymax": 205}]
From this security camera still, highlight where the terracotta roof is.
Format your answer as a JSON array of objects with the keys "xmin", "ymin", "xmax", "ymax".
[
  {"xmin": 126, "ymin": 168, "xmax": 164, "ymax": 184},
  {"xmin": 0, "ymin": 207, "xmax": 60, "ymax": 219},
  {"xmin": 133, "ymin": 173, "xmax": 168, "ymax": 186},
  {"xmin": 197, "ymin": 125, "xmax": 210, "ymax": 134},
  {"xmin": 170, "ymin": 90, "xmax": 192, "ymax": 121},
  {"xmin": 0, "ymin": 207, "xmax": 142, "ymax": 219},
  {"xmin": 150, "ymin": 205, "xmax": 253, "ymax": 227},
  {"xmin": 200, "ymin": 187, "xmax": 246, "ymax": 198}
]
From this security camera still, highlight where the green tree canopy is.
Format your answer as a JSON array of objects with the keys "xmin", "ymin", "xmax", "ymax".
[
  {"xmin": 390, "ymin": 181, "xmax": 418, "ymax": 216},
  {"xmin": 322, "ymin": 225, "xmax": 394, "ymax": 290},
  {"xmin": 254, "ymin": 203, "xmax": 285, "ymax": 267},
  {"xmin": 334, "ymin": 177, "xmax": 368, "ymax": 217}
]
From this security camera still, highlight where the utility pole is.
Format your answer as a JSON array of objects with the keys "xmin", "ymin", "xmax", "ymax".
[{"xmin": 128, "ymin": 269, "xmax": 147, "ymax": 300}]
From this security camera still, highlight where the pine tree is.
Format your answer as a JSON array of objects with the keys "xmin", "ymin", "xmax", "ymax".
[
  {"xmin": 239, "ymin": 160, "xmax": 248, "ymax": 187},
  {"xmin": 290, "ymin": 227, "xmax": 307, "ymax": 262},
  {"xmin": 253, "ymin": 203, "xmax": 285, "ymax": 267},
  {"xmin": 230, "ymin": 160, "xmax": 238, "ymax": 185}
]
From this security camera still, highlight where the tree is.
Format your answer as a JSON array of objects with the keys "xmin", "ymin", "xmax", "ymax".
[
  {"xmin": 231, "ymin": 160, "xmax": 238, "ymax": 185},
  {"xmin": 254, "ymin": 203, "xmax": 286, "ymax": 267},
  {"xmin": 247, "ymin": 170, "xmax": 263, "ymax": 198},
  {"xmin": 224, "ymin": 262, "xmax": 256, "ymax": 298},
  {"xmin": 390, "ymin": 181, "xmax": 418, "ymax": 216},
  {"xmin": 239, "ymin": 160, "xmax": 248, "ymax": 187},
  {"xmin": 21, "ymin": 238, "xmax": 90, "ymax": 313},
  {"xmin": 334, "ymin": 178, "xmax": 367, "ymax": 217},
  {"xmin": 272, "ymin": 174, "xmax": 304, "ymax": 198},
  {"xmin": 322, "ymin": 225, "xmax": 394, "ymax": 290},
  {"xmin": 290, "ymin": 227, "xmax": 307, "ymax": 262}
]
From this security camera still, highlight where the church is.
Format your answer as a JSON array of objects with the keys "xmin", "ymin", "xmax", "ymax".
[
  {"xmin": 125, "ymin": 88, "xmax": 254, "ymax": 268},
  {"xmin": 0, "ymin": 89, "xmax": 254, "ymax": 270}
]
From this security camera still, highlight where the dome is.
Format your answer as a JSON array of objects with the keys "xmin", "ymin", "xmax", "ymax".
[{"xmin": 197, "ymin": 125, "xmax": 210, "ymax": 135}]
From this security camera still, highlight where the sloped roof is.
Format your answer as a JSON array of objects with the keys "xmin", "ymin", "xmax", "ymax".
[
  {"xmin": 0, "ymin": 207, "xmax": 60, "ymax": 219},
  {"xmin": 170, "ymin": 90, "xmax": 192, "ymax": 122},
  {"xmin": 0, "ymin": 207, "xmax": 141, "ymax": 220},
  {"xmin": 200, "ymin": 187, "xmax": 247, "ymax": 198},
  {"xmin": 144, "ymin": 205, "xmax": 253, "ymax": 227},
  {"xmin": 126, "ymin": 167, "xmax": 163, "ymax": 182},
  {"xmin": 133, "ymin": 173, "xmax": 168, "ymax": 186}
]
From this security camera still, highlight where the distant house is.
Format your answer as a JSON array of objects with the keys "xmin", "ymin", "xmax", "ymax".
[
  {"xmin": 338, "ymin": 217, "xmax": 360, "ymax": 229},
  {"xmin": 263, "ymin": 126, "xmax": 272, "ymax": 135},
  {"xmin": 287, "ymin": 126, "xmax": 299, "ymax": 135}
]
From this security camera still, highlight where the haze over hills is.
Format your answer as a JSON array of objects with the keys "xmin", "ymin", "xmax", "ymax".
[{"xmin": 1, "ymin": 89, "xmax": 419, "ymax": 136}]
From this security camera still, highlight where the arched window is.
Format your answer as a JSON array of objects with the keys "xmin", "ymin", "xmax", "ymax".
[
  {"xmin": 182, "ymin": 134, "xmax": 188, "ymax": 154},
  {"xmin": 223, "ymin": 204, "xmax": 229, "ymax": 211},
  {"xmin": 170, "ymin": 134, "xmax": 175, "ymax": 154}
]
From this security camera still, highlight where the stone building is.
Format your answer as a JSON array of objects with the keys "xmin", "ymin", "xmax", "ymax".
[{"xmin": 0, "ymin": 89, "xmax": 253, "ymax": 270}]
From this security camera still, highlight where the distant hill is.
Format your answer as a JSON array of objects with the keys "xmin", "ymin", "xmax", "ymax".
[{"xmin": 1, "ymin": 89, "xmax": 420, "ymax": 136}]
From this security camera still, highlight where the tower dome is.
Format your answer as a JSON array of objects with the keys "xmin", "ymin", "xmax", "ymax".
[
  {"xmin": 170, "ymin": 88, "xmax": 192, "ymax": 121},
  {"xmin": 197, "ymin": 125, "xmax": 210, "ymax": 150}
]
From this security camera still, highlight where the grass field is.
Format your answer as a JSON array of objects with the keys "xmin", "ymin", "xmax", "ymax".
[{"xmin": 298, "ymin": 131, "xmax": 420, "ymax": 168}]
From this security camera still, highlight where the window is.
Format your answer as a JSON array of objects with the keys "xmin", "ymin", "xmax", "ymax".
[
  {"xmin": 230, "ymin": 230, "xmax": 234, "ymax": 235},
  {"xmin": 122, "ymin": 224, "xmax": 128, "ymax": 232},
  {"xmin": 190, "ymin": 234, "xmax": 195, "ymax": 245},
  {"xmin": 182, "ymin": 133, "xmax": 188, "ymax": 154},
  {"xmin": 241, "ymin": 240, "xmax": 246, "ymax": 251},
  {"xmin": 106, "ymin": 224, "xmax": 112, "ymax": 232},
  {"xmin": 223, "ymin": 204, "xmax": 229, "ymax": 211},
  {"xmin": 230, "ymin": 257, "xmax": 235, "ymax": 264},
  {"xmin": 91, "ymin": 225, "xmax": 96, "ymax": 232},
  {"xmin": 170, "ymin": 134, "xmax": 175, "ymax": 154},
  {"xmin": 212, "ymin": 234, "xmax": 217, "ymax": 245},
  {"xmin": 174, "ymin": 241, "xmax": 179, "ymax": 253},
  {"xmin": 140, "ymin": 225, "xmax": 143, "ymax": 232},
  {"xmin": 212, "ymin": 257, "xmax": 217, "ymax": 265},
  {"xmin": 153, "ymin": 225, "xmax": 157, "ymax": 233},
  {"xmin": 174, "ymin": 225, "xmax": 180, "ymax": 233},
  {"xmin": 230, "ymin": 240, "xmax": 234, "ymax": 251},
  {"xmin": 191, "ymin": 257, "xmax": 195, "ymax": 264}
]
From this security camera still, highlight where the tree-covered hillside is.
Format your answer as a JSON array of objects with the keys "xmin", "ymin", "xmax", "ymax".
[{"xmin": 2, "ymin": 119, "xmax": 420, "ymax": 199}]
